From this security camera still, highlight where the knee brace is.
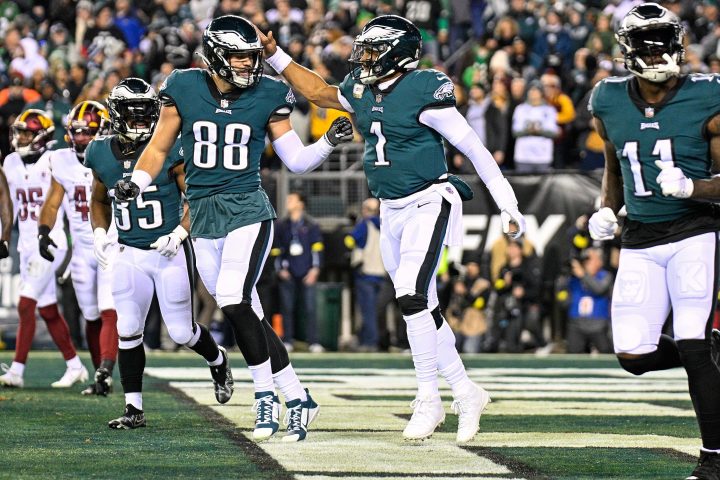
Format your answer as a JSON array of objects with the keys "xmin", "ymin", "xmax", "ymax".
[
  {"xmin": 119, "ymin": 333, "xmax": 144, "ymax": 350},
  {"xmin": 397, "ymin": 293, "xmax": 428, "ymax": 317}
]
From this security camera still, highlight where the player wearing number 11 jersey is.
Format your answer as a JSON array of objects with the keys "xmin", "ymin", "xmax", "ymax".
[
  {"xmin": 86, "ymin": 78, "xmax": 233, "ymax": 429},
  {"xmin": 115, "ymin": 15, "xmax": 353, "ymax": 441},
  {"xmin": 587, "ymin": 4, "xmax": 720, "ymax": 478}
]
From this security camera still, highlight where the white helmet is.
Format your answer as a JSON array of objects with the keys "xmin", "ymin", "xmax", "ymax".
[{"xmin": 616, "ymin": 3, "xmax": 684, "ymax": 83}]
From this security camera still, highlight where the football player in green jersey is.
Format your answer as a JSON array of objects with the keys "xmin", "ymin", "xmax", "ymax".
[
  {"xmin": 114, "ymin": 16, "xmax": 353, "ymax": 442},
  {"xmin": 87, "ymin": 78, "xmax": 234, "ymax": 429},
  {"xmin": 588, "ymin": 4, "xmax": 720, "ymax": 476},
  {"xmin": 261, "ymin": 15, "xmax": 526, "ymax": 443}
]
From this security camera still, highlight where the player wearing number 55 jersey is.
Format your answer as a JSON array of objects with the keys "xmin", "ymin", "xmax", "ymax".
[
  {"xmin": 116, "ymin": 16, "xmax": 353, "ymax": 442},
  {"xmin": 261, "ymin": 15, "xmax": 525, "ymax": 443},
  {"xmin": 86, "ymin": 78, "xmax": 233, "ymax": 429},
  {"xmin": 38, "ymin": 101, "xmax": 120, "ymax": 397},
  {"xmin": 0, "ymin": 109, "xmax": 88, "ymax": 390},
  {"xmin": 587, "ymin": 4, "xmax": 720, "ymax": 478}
]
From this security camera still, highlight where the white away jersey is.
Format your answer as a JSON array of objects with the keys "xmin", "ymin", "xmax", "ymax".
[
  {"xmin": 4, "ymin": 151, "xmax": 67, "ymax": 254},
  {"xmin": 49, "ymin": 148, "xmax": 96, "ymax": 247}
]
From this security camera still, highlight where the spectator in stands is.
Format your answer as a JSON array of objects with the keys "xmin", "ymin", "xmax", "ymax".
[
  {"xmin": 541, "ymin": 72, "xmax": 576, "ymax": 169},
  {"xmin": 273, "ymin": 192, "xmax": 325, "ymax": 353},
  {"xmin": 512, "ymin": 82, "xmax": 559, "ymax": 173},
  {"xmin": 447, "ymin": 259, "xmax": 490, "ymax": 353},
  {"xmin": 585, "ymin": 14, "xmax": 616, "ymax": 56},
  {"xmin": 531, "ymin": 9, "xmax": 573, "ymax": 76},
  {"xmin": 114, "ymin": 0, "xmax": 146, "ymax": 51},
  {"xmin": 82, "ymin": 3, "xmax": 126, "ymax": 59},
  {"xmin": 0, "ymin": 71, "xmax": 39, "ymax": 155},
  {"xmin": 24, "ymin": 78, "xmax": 71, "ymax": 149},
  {"xmin": 566, "ymin": 248, "xmax": 613, "ymax": 354},
  {"xmin": 485, "ymin": 76, "xmax": 512, "ymax": 167},
  {"xmin": 268, "ymin": 0, "xmax": 304, "ymax": 49},
  {"xmin": 10, "ymin": 37, "xmax": 48, "ymax": 81},
  {"xmin": 574, "ymin": 68, "xmax": 610, "ymax": 171},
  {"xmin": 346, "ymin": 198, "xmax": 385, "ymax": 352}
]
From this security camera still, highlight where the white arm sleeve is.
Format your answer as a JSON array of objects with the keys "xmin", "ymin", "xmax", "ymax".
[
  {"xmin": 418, "ymin": 106, "xmax": 519, "ymax": 212},
  {"xmin": 272, "ymin": 129, "xmax": 334, "ymax": 174}
]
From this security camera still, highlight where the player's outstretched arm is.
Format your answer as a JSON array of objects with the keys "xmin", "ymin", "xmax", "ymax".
[
  {"xmin": 116, "ymin": 105, "xmax": 182, "ymax": 201},
  {"xmin": 89, "ymin": 172, "xmax": 113, "ymax": 270},
  {"xmin": 149, "ymin": 163, "xmax": 189, "ymax": 258},
  {"xmin": 0, "ymin": 167, "xmax": 12, "ymax": 258},
  {"xmin": 417, "ymin": 106, "xmax": 525, "ymax": 238},
  {"xmin": 588, "ymin": 117, "xmax": 621, "ymax": 241},
  {"xmin": 259, "ymin": 30, "xmax": 347, "ymax": 111},
  {"xmin": 269, "ymin": 116, "xmax": 353, "ymax": 174},
  {"xmin": 37, "ymin": 177, "xmax": 66, "ymax": 261}
]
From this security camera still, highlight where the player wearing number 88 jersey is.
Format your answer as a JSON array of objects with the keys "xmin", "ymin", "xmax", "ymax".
[
  {"xmin": 588, "ymin": 4, "xmax": 720, "ymax": 477},
  {"xmin": 87, "ymin": 78, "xmax": 233, "ymax": 429},
  {"xmin": 119, "ymin": 15, "xmax": 356, "ymax": 441}
]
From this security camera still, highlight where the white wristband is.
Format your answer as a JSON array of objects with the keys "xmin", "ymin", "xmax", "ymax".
[
  {"xmin": 130, "ymin": 170, "xmax": 153, "ymax": 193},
  {"xmin": 94, "ymin": 227, "xmax": 107, "ymax": 239},
  {"xmin": 173, "ymin": 225, "xmax": 189, "ymax": 241},
  {"xmin": 266, "ymin": 47, "xmax": 293, "ymax": 74},
  {"xmin": 486, "ymin": 177, "xmax": 518, "ymax": 212}
]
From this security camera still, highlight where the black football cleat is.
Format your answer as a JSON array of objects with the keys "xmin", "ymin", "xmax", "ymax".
[
  {"xmin": 687, "ymin": 450, "xmax": 720, "ymax": 480},
  {"xmin": 108, "ymin": 404, "xmax": 146, "ymax": 430},
  {"xmin": 711, "ymin": 329, "xmax": 720, "ymax": 368},
  {"xmin": 210, "ymin": 346, "xmax": 234, "ymax": 404}
]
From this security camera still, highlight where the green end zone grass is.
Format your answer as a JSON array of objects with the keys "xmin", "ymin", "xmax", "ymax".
[{"xmin": 0, "ymin": 352, "xmax": 700, "ymax": 479}]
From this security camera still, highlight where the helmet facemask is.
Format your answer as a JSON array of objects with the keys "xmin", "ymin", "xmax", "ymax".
[
  {"xmin": 108, "ymin": 97, "xmax": 159, "ymax": 143},
  {"xmin": 617, "ymin": 5, "xmax": 684, "ymax": 83},
  {"xmin": 66, "ymin": 101, "xmax": 109, "ymax": 159},
  {"xmin": 350, "ymin": 41, "xmax": 396, "ymax": 85},
  {"xmin": 11, "ymin": 111, "xmax": 55, "ymax": 161}
]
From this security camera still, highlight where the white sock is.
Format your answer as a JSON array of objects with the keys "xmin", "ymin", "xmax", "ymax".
[
  {"xmin": 436, "ymin": 321, "xmax": 475, "ymax": 397},
  {"xmin": 405, "ymin": 310, "xmax": 439, "ymax": 398},
  {"xmin": 66, "ymin": 355, "xmax": 82, "ymax": 369},
  {"xmin": 273, "ymin": 364, "xmax": 307, "ymax": 402},
  {"xmin": 125, "ymin": 392, "xmax": 143, "ymax": 411},
  {"xmin": 207, "ymin": 351, "xmax": 223, "ymax": 366},
  {"xmin": 248, "ymin": 358, "xmax": 275, "ymax": 393},
  {"xmin": 701, "ymin": 447, "xmax": 720, "ymax": 454},
  {"xmin": 9, "ymin": 361, "xmax": 25, "ymax": 377}
]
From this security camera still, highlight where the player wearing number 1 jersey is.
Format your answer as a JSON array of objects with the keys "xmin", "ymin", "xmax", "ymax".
[
  {"xmin": 587, "ymin": 4, "xmax": 720, "ymax": 478},
  {"xmin": 38, "ymin": 101, "xmax": 119, "ymax": 397},
  {"xmin": 261, "ymin": 15, "xmax": 525, "ymax": 443},
  {"xmin": 0, "ymin": 109, "xmax": 88, "ymax": 389},
  {"xmin": 115, "ymin": 15, "xmax": 353, "ymax": 442},
  {"xmin": 86, "ymin": 78, "xmax": 233, "ymax": 429}
]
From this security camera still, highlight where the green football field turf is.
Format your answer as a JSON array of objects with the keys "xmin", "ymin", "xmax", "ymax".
[{"xmin": 0, "ymin": 351, "xmax": 701, "ymax": 479}]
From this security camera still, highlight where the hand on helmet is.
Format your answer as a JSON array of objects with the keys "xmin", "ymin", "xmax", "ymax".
[{"xmin": 256, "ymin": 29, "xmax": 277, "ymax": 56}]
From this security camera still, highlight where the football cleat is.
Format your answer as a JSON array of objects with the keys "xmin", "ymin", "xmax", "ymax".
[
  {"xmin": 210, "ymin": 346, "xmax": 234, "ymax": 404},
  {"xmin": 51, "ymin": 365, "xmax": 89, "ymax": 388},
  {"xmin": 81, "ymin": 367, "xmax": 113, "ymax": 396},
  {"xmin": 0, "ymin": 364, "xmax": 23, "ymax": 388},
  {"xmin": 108, "ymin": 404, "xmax": 146, "ymax": 430},
  {"xmin": 711, "ymin": 329, "xmax": 720, "ymax": 368},
  {"xmin": 687, "ymin": 450, "xmax": 720, "ymax": 480},
  {"xmin": 403, "ymin": 394, "xmax": 445, "ymax": 441},
  {"xmin": 252, "ymin": 391, "xmax": 281, "ymax": 441},
  {"xmin": 282, "ymin": 388, "xmax": 320, "ymax": 443},
  {"xmin": 451, "ymin": 384, "xmax": 492, "ymax": 443}
]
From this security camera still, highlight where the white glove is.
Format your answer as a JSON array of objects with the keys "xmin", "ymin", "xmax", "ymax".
[
  {"xmin": 501, "ymin": 208, "xmax": 526, "ymax": 239},
  {"xmin": 655, "ymin": 160, "xmax": 694, "ymax": 198},
  {"xmin": 150, "ymin": 225, "xmax": 188, "ymax": 258},
  {"xmin": 93, "ymin": 228, "xmax": 112, "ymax": 270},
  {"xmin": 588, "ymin": 207, "xmax": 618, "ymax": 241}
]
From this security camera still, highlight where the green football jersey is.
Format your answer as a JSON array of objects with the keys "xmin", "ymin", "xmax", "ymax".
[
  {"xmin": 339, "ymin": 69, "xmax": 455, "ymax": 199},
  {"xmin": 160, "ymin": 68, "xmax": 293, "ymax": 201},
  {"xmin": 590, "ymin": 74, "xmax": 720, "ymax": 223},
  {"xmin": 84, "ymin": 136, "xmax": 183, "ymax": 249}
]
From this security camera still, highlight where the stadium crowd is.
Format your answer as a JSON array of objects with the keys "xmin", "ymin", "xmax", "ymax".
[{"xmin": 1, "ymin": 0, "xmax": 717, "ymax": 355}]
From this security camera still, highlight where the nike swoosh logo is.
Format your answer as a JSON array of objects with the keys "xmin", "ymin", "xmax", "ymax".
[{"xmin": 417, "ymin": 202, "xmax": 430, "ymax": 208}]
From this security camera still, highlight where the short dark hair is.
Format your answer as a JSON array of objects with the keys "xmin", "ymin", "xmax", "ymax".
[{"xmin": 288, "ymin": 191, "xmax": 306, "ymax": 204}]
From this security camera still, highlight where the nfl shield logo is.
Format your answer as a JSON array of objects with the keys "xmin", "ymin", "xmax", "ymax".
[
  {"xmin": 124, "ymin": 161, "xmax": 131, "ymax": 169},
  {"xmin": 375, "ymin": 94, "xmax": 382, "ymax": 103},
  {"xmin": 644, "ymin": 107, "xmax": 655, "ymax": 118},
  {"xmin": 220, "ymin": 99, "xmax": 230, "ymax": 109}
]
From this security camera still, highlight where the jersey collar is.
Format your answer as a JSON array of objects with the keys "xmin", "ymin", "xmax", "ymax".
[
  {"xmin": 627, "ymin": 75, "xmax": 686, "ymax": 117},
  {"xmin": 204, "ymin": 70, "xmax": 245, "ymax": 104}
]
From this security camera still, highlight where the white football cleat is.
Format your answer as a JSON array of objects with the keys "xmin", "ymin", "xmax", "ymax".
[
  {"xmin": 0, "ymin": 364, "xmax": 23, "ymax": 388},
  {"xmin": 51, "ymin": 365, "xmax": 89, "ymax": 388},
  {"xmin": 452, "ymin": 384, "xmax": 491, "ymax": 443},
  {"xmin": 402, "ymin": 394, "xmax": 445, "ymax": 440}
]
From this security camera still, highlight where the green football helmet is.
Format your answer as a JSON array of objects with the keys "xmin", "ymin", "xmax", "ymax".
[
  {"xmin": 349, "ymin": 15, "xmax": 422, "ymax": 85},
  {"xmin": 200, "ymin": 15, "xmax": 263, "ymax": 89}
]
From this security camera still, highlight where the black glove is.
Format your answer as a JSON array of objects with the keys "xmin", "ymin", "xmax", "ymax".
[
  {"xmin": 113, "ymin": 180, "xmax": 140, "ymax": 201},
  {"xmin": 324, "ymin": 117, "xmax": 354, "ymax": 146},
  {"xmin": 0, "ymin": 240, "xmax": 8, "ymax": 260},
  {"xmin": 38, "ymin": 224, "xmax": 57, "ymax": 261}
]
